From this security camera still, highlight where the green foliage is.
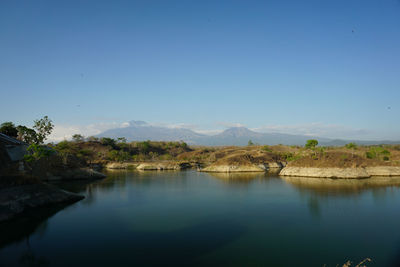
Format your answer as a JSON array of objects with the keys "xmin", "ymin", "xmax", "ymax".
[
  {"xmin": 101, "ymin": 137, "xmax": 116, "ymax": 147},
  {"xmin": 366, "ymin": 151, "xmax": 376, "ymax": 159},
  {"xmin": 317, "ymin": 146, "xmax": 326, "ymax": 154},
  {"xmin": 137, "ymin": 141, "xmax": 151, "ymax": 153},
  {"xmin": 148, "ymin": 151, "xmax": 158, "ymax": 160},
  {"xmin": 33, "ymin": 116, "xmax": 54, "ymax": 144},
  {"xmin": 107, "ymin": 150, "xmax": 131, "ymax": 162},
  {"xmin": 180, "ymin": 142, "xmax": 188, "ymax": 149},
  {"xmin": 72, "ymin": 134, "xmax": 84, "ymax": 142},
  {"xmin": 248, "ymin": 140, "xmax": 254, "ymax": 146},
  {"xmin": 24, "ymin": 143, "xmax": 53, "ymax": 163},
  {"xmin": 305, "ymin": 139, "xmax": 318, "ymax": 150},
  {"xmin": 16, "ymin": 125, "xmax": 37, "ymax": 144},
  {"xmin": 280, "ymin": 152, "xmax": 302, "ymax": 162},
  {"xmin": 54, "ymin": 140, "xmax": 72, "ymax": 152},
  {"xmin": 262, "ymin": 145, "xmax": 272, "ymax": 152},
  {"xmin": 345, "ymin": 142, "xmax": 357, "ymax": 157},
  {"xmin": 366, "ymin": 147, "xmax": 391, "ymax": 160},
  {"xmin": 0, "ymin": 122, "xmax": 18, "ymax": 137},
  {"xmin": 54, "ymin": 140, "xmax": 77, "ymax": 160},
  {"xmin": 345, "ymin": 142, "xmax": 357, "ymax": 150},
  {"xmin": 87, "ymin": 136, "xmax": 99, "ymax": 142},
  {"xmin": 159, "ymin": 154, "xmax": 173, "ymax": 160},
  {"xmin": 77, "ymin": 149, "xmax": 94, "ymax": 161},
  {"xmin": 117, "ymin": 137, "xmax": 127, "ymax": 143}
]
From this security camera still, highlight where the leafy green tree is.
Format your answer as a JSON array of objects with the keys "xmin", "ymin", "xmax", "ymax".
[
  {"xmin": 117, "ymin": 137, "xmax": 127, "ymax": 143},
  {"xmin": 72, "ymin": 134, "xmax": 84, "ymax": 142},
  {"xmin": 305, "ymin": 139, "xmax": 318, "ymax": 150},
  {"xmin": 77, "ymin": 149, "xmax": 95, "ymax": 164},
  {"xmin": 101, "ymin": 137, "xmax": 116, "ymax": 147},
  {"xmin": 345, "ymin": 142, "xmax": 357, "ymax": 157},
  {"xmin": 24, "ymin": 143, "xmax": 54, "ymax": 175},
  {"xmin": 16, "ymin": 125, "xmax": 37, "ymax": 144},
  {"xmin": 0, "ymin": 122, "xmax": 18, "ymax": 137},
  {"xmin": 248, "ymin": 140, "xmax": 254, "ymax": 146},
  {"xmin": 138, "ymin": 141, "xmax": 151, "ymax": 154},
  {"xmin": 33, "ymin": 116, "xmax": 54, "ymax": 144},
  {"xmin": 180, "ymin": 141, "xmax": 188, "ymax": 149}
]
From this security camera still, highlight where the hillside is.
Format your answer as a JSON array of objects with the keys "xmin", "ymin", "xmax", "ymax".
[{"xmin": 97, "ymin": 121, "xmax": 400, "ymax": 146}]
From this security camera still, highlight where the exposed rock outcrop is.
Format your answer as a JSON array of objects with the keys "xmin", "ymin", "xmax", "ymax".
[
  {"xmin": 364, "ymin": 167, "xmax": 400, "ymax": 177},
  {"xmin": 201, "ymin": 164, "xmax": 267, "ymax": 172},
  {"xmin": 200, "ymin": 161, "xmax": 284, "ymax": 173},
  {"xmin": 280, "ymin": 166, "xmax": 400, "ymax": 179},
  {"xmin": 105, "ymin": 162, "xmax": 139, "ymax": 169},
  {"xmin": 136, "ymin": 162, "xmax": 191, "ymax": 171},
  {"xmin": 0, "ymin": 183, "xmax": 84, "ymax": 223},
  {"xmin": 279, "ymin": 167, "xmax": 370, "ymax": 179}
]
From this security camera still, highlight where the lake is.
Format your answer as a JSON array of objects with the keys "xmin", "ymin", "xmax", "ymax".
[{"xmin": 2, "ymin": 170, "xmax": 400, "ymax": 266}]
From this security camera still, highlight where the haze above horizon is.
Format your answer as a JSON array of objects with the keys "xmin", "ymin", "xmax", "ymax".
[{"xmin": 1, "ymin": 0, "xmax": 399, "ymax": 141}]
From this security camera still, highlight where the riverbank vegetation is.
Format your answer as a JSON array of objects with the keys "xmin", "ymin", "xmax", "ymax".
[{"xmin": 46, "ymin": 136, "xmax": 400, "ymax": 169}]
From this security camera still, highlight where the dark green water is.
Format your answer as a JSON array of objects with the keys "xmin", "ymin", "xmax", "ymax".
[{"xmin": 2, "ymin": 171, "xmax": 400, "ymax": 266}]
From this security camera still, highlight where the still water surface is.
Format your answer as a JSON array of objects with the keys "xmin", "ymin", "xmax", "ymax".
[{"xmin": 2, "ymin": 170, "xmax": 400, "ymax": 266}]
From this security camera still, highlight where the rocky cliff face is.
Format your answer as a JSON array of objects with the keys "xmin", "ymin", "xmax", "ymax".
[
  {"xmin": 0, "ymin": 183, "xmax": 84, "ymax": 222},
  {"xmin": 279, "ymin": 167, "xmax": 370, "ymax": 179},
  {"xmin": 279, "ymin": 166, "xmax": 400, "ymax": 179},
  {"xmin": 136, "ymin": 162, "xmax": 191, "ymax": 171}
]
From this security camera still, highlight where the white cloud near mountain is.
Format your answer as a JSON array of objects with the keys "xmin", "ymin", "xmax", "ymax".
[
  {"xmin": 252, "ymin": 123, "xmax": 372, "ymax": 140},
  {"xmin": 49, "ymin": 122, "xmax": 129, "ymax": 142},
  {"xmin": 48, "ymin": 120, "xmax": 392, "ymax": 143}
]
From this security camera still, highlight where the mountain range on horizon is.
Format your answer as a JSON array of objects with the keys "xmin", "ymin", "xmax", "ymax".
[{"xmin": 97, "ymin": 121, "xmax": 400, "ymax": 146}]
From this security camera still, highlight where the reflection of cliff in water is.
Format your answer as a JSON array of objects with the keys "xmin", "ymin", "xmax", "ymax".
[
  {"xmin": 0, "ymin": 203, "xmax": 72, "ymax": 249},
  {"xmin": 207, "ymin": 172, "xmax": 266, "ymax": 186},
  {"xmin": 282, "ymin": 176, "xmax": 400, "ymax": 197}
]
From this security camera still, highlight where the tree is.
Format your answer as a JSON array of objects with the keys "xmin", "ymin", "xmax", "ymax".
[
  {"xmin": 72, "ymin": 134, "xmax": 84, "ymax": 142},
  {"xmin": 0, "ymin": 122, "xmax": 18, "ymax": 137},
  {"xmin": 248, "ymin": 140, "xmax": 254, "ymax": 146},
  {"xmin": 117, "ymin": 137, "xmax": 127, "ymax": 143},
  {"xmin": 101, "ymin": 137, "xmax": 116, "ymax": 147},
  {"xmin": 305, "ymin": 139, "xmax": 318, "ymax": 150},
  {"xmin": 138, "ymin": 141, "xmax": 151, "ymax": 154},
  {"xmin": 16, "ymin": 125, "xmax": 38, "ymax": 144},
  {"xmin": 345, "ymin": 143, "xmax": 357, "ymax": 157},
  {"xmin": 24, "ymin": 143, "xmax": 54, "ymax": 175},
  {"xmin": 87, "ymin": 136, "xmax": 99, "ymax": 142},
  {"xmin": 33, "ymin": 116, "xmax": 54, "ymax": 144}
]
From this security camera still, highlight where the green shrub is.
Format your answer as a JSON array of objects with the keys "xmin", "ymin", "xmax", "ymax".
[
  {"xmin": 101, "ymin": 137, "xmax": 116, "ymax": 147},
  {"xmin": 305, "ymin": 139, "xmax": 318, "ymax": 149},
  {"xmin": 366, "ymin": 151, "xmax": 376, "ymax": 159},
  {"xmin": 280, "ymin": 152, "xmax": 302, "ymax": 162},
  {"xmin": 107, "ymin": 150, "xmax": 130, "ymax": 162},
  {"xmin": 262, "ymin": 146, "xmax": 272, "ymax": 152},
  {"xmin": 366, "ymin": 147, "xmax": 391, "ymax": 160}
]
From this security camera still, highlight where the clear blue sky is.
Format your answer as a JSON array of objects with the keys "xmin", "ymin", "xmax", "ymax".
[{"xmin": 1, "ymin": 0, "xmax": 399, "ymax": 140}]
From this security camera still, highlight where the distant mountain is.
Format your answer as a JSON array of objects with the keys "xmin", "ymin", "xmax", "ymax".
[
  {"xmin": 195, "ymin": 127, "xmax": 331, "ymax": 146},
  {"xmin": 98, "ymin": 121, "xmax": 205, "ymax": 143},
  {"xmin": 98, "ymin": 121, "xmax": 400, "ymax": 146}
]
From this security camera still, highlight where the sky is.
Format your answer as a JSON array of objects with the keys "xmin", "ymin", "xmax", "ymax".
[{"xmin": 1, "ymin": 0, "xmax": 399, "ymax": 141}]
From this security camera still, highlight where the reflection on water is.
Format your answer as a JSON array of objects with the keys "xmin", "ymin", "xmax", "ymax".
[
  {"xmin": 3, "ymin": 171, "xmax": 400, "ymax": 266},
  {"xmin": 0, "ymin": 204, "xmax": 73, "ymax": 250},
  {"xmin": 207, "ymin": 172, "xmax": 264, "ymax": 185},
  {"xmin": 282, "ymin": 176, "xmax": 400, "ymax": 196}
]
